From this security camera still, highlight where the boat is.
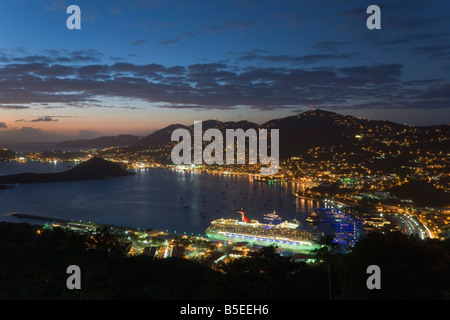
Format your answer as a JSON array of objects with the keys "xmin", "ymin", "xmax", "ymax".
[
  {"xmin": 306, "ymin": 211, "xmax": 321, "ymax": 224},
  {"xmin": 205, "ymin": 209, "xmax": 322, "ymax": 252}
]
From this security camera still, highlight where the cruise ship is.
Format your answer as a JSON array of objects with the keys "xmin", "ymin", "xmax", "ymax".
[{"xmin": 205, "ymin": 209, "xmax": 323, "ymax": 253}]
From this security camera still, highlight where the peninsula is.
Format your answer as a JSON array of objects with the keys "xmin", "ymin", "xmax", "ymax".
[{"xmin": 0, "ymin": 157, "xmax": 135, "ymax": 184}]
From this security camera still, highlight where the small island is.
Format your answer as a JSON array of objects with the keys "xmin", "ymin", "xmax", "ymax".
[{"xmin": 0, "ymin": 157, "xmax": 135, "ymax": 185}]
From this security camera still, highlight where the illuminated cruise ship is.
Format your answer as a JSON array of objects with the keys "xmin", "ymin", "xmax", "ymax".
[{"xmin": 205, "ymin": 209, "xmax": 323, "ymax": 253}]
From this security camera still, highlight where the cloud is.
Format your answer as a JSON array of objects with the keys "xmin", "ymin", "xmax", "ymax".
[
  {"xmin": 310, "ymin": 41, "xmax": 348, "ymax": 52},
  {"xmin": 30, "ymin": 117, "xmax": 59, "ymax": 122},
  {"xmin": 42, "ymin": 0, "xmax": 66, "ymax": 13},
  {"xmin": 156, "ymin": 104, "xmax": 226, "ymax": 111},
  {"xmin": 156, "ymin": 32, "xmax": 196, "ymax": 46},
  {"xmin": 338, "ymin": 64, "xmax": 402, "ymax": 85},
  {"xmin": 238, "ymin": 53, "xmax": 355, "ymax": 65},
  {"xmin": 0, "ymin": 127, "xmax": 62, "ymax": 144},
  {"xmin": 69, "ymin": 49, "xmax": 104, "ymax": 63},
  {"xmin": 412, "ymin": 44, "xmax": 450, "ymax": 59},
  {"xmin": 197, "ymin": 20, "xmax": 256, "ymax": 33},
  {"xmin": 11, "ymin": 55, "xmax": 54, "ymax": 64},
  {"xmin": 154, "ymin": 20, "xmax": 256, "ymax": 47},
  {"xmin": 0, "ymin": 105, "xmax": 30, "ymax": 110},
  {"xmin": 3, "ymin": 49, "xmax": 103, "ymax": 66},
  {"xmin": 130, "ymin": 39, "xmax": 147, "ymax": 46},
  {"xmin": 109, "ymin": 56, "xmax": 125, "ymax": 61},
  {"xmin": 0, "ymin": 122, "xmax": 7, "ymax": 129},
  {"xmin": 14, "ymin": 116, "xmax": 78, "ymax": 123},
  {"xmin": 0, "ymin": 51, "xmax": 448, "ymax": 114}
]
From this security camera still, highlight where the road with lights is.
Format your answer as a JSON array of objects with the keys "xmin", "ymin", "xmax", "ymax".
[{"xmin": 393, "ymin": 213, "xmax": 431, "ymax": 239}]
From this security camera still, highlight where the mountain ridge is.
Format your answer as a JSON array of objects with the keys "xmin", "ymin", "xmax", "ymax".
[{"xmin": 18, "ymin": 109, "xmax": 448, "ymax": 160}]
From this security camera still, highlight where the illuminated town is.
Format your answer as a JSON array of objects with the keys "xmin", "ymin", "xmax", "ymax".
[
  {"xmin": 1, "ymin": 0, "xmax": 449, "ymax": 303},
  {"xmin": 2, "ymin": 110, "xmax": 449, "ymax": 267}
]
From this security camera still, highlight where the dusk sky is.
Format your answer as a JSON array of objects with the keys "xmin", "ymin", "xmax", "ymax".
[{"xmin": 0, "ymin": 0, "xmax": 449, "ymax": 145}]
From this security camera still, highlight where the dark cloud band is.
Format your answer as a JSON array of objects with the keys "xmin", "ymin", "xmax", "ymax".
[{"xmin": 0, "ymin": 50, "xmax": 448, "ymax": 112}]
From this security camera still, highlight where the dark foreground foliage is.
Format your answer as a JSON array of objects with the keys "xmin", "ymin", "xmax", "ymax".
[{"xmin": 0, "ymin": 222, "xmax": 449, "ymax": 300}]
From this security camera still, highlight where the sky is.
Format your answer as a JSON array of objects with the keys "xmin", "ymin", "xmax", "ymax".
[{"xmin": 0, "ymin": 0, "xmax": 449, "ymax": 145}]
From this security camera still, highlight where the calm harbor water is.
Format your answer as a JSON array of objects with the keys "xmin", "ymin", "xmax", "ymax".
[{"xmin": 0, "ymin": 161, "xmax": 327, "ymax": 235}]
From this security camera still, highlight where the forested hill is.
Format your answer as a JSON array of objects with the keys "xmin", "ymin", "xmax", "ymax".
[{"xmin": 0, "ymin": 157, "xmax": 134, "ymax": 184}]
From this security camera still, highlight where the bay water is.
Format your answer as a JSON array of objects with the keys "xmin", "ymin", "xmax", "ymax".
[{"xmin": 0, "ymin": 161, "xmax": 325, "ymax": 236}]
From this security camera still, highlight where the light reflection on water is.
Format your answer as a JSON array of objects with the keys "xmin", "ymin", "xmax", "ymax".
[{"xmin": 0, "ymin": 162, "xmax": 328, "ymax": 235}]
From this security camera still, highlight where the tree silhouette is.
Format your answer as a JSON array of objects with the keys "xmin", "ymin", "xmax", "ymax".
[{"xmin": 1, "ymin": 222, "xmax": 449, "ymax": 300}]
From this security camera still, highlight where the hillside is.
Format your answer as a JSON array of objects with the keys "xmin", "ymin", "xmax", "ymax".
[
  {"xmin": 388, "ymin": 180, "xmax": 450, "ymax": 207},
  {"xmin": 0, "ymin": 157, "xmax": 135, "ymax": 184},
  {"xmin": 45, "ymin": 109, "xmax": 448, "ymax": 163},
  {"xmin": 134, "ymin": 123, "xmax": 190, "ymax": 147},
  {"xmin": 133, "ymin": 109, "xmax": 448, "ymax": 160},
  {"xmin": 0, "ymin": 148, "xmax": 16, "ymax": 160}
]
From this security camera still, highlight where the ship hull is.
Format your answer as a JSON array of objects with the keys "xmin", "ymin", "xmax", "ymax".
[
  {"xmin": 206, "ymin": 230, "xmax": 322, "ymax": 253},
  {"xmin": 205, "ymin": 219, "xmax": 323, "ymax": 253}
]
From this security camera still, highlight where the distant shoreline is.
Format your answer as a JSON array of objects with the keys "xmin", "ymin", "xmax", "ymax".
[{"xmin": 293, "ymin": 193, "xmax": 323, "ymax": 201}]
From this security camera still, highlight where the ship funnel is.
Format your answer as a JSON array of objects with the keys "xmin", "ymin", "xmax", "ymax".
[{"xmin": 237, "ymin": 208, "xmax": 250, "ymax": 223}]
